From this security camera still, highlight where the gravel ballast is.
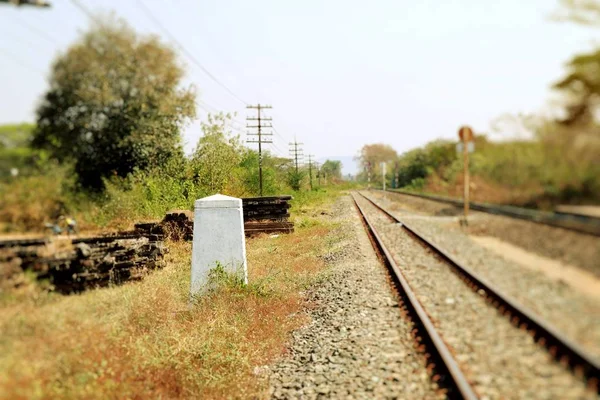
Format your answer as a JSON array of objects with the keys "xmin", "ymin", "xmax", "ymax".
[
  {"xmin": 355, "ymin": 194, "xmax": 595, "ymax": 399},
  {"xmin": 269, "ymin": 196, "xmax": 442, "ymax": 399},
  {"xmin": 363, "ymin": 191, "xmax": 600, "ymax": 360},
  {"xmin": 372, "ymin": 190, "xmax": 600, "ymax": 277}
]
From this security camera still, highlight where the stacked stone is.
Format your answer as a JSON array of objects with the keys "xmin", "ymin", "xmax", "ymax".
[
  {"xmin": 0, "ymin": 233, "xmax": 165, "ymax": 294},
  {"xmin": 242, "ymin": 196, "xmax": 294, "ymax": 236},
  {"xmin": 135, "ymin": 210, "xmax": 193, "ymax": 241},
  {"xmin": 136, "ymin": 198, "xmax": 296, "ymax": 240}
]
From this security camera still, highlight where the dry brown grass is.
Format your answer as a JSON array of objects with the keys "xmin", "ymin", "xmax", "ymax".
[{"xmin": 0, "ymin": 195, "xmax": 342, "ymax": 399}]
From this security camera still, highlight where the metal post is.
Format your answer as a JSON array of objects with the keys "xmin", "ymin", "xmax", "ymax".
[{"xmin": 463, "ymin": 137, "xmax": 470, "ymax": 222}]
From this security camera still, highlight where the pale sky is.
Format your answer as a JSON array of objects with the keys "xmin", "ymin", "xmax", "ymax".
[{"xmin": 0, "ymin": 0, "xmax": 597, "ymax": 174}]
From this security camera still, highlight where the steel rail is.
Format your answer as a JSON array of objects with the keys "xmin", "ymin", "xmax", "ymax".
[
  {"xmin": 351, "ymin": 193, "xmax": 479, "ymax": 399},
  {"xmin": 382, "ymin": 189, "xmax": 600, "ymax": 237},
  {"xmin": 356, "ymin": 191, "xmax": 600, "ymax": 391}
]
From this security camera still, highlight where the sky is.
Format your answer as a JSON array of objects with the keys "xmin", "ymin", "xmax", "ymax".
[{"xmin": 0, "ymin": 0, "xmax": 597, "ymax": 175}]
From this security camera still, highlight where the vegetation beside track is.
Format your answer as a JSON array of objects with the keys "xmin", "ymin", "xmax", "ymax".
[
  {"xmin": 0, "ymin": 189, "xmax": 349, "ymax": 399},
  {"xmin": 0, "ymin": 17, "xmax": 349, "ymax": 235}
]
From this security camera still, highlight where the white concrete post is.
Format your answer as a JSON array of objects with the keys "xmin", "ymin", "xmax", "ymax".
[{"xmin": 190, "ymin": 194, "xmax": 247, "ymax": 296}]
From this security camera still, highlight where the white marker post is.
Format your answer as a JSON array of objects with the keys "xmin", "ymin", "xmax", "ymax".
[
  {"xmin": 382, "ymin": 162, "xmax": 386, "ymax": 191},
  {"xmin": 190, "ymin": 194, "xmax": 248, "ymax": 296}
]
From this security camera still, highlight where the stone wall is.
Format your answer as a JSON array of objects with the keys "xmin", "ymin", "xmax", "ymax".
[{"xmin": 0, "ymin": 233, "xmax": 165, "ymax": 294}]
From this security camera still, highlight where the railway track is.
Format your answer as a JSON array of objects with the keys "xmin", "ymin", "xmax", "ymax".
[
  {"xmin": 351, "ymin": 191, "xmax": 599, "ymax": 398},
  {"xmin": 383, "ymin": 189, "xmax": 600, "ymax": 237}
]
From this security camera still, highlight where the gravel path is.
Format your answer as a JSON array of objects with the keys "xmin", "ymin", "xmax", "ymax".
[
  {"xmin": 269, "ymin": 196, "xmax": 442, "ymax": 399},
  {"xmin": 363, "ymin": 191, "xmax": 600, "ymax": 360},
  {"xmin": 354, "ymin": 194, "xmax": 595, "ymax": 399},
  {"xmin": 372, "ymin": 191, "xmax": 600, "ymax": 276}
]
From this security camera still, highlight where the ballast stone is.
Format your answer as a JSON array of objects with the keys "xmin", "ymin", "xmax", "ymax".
[{"xmin": 191, "ymin": 194, "xmax": 248, "ymax": 295}]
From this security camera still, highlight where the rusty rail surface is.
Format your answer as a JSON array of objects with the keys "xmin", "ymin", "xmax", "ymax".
[
  {"xmin": 356, "ymin": 191, "xmax": 600, "ymax": 392},
  {"xmin": 351, "ymin": 192, "xmax": 479, "ymax": 399}
]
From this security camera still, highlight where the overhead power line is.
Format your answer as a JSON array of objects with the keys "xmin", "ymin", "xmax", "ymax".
[
  {"xmin": 268, "ymin": 141, "xmax": 286, "ymax": 157},
  {"xmin": 0, "ymin": 25, "xmax": 46, "ymax": 49},
  {"xmin": 135, "ymin": 0, "xmax": 247, "ymax": 105},
  {"xmin": 0, "ymin": 47, "xmax": 45, "ymax": 74},
  {"xmin": 69, "ymin": 0, "xmax": 102, "ymax": 25},
  {"xmin": 13, "ymin": 12, "xmax": 59, "ymax": 44}
]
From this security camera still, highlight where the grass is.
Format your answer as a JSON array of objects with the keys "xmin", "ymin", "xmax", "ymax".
[{"xmin": 0, "ymin": 191, "xmax": 344, "ymax": 399}]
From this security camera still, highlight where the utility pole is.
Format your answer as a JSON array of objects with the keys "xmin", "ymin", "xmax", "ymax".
[
  {"xmin": 289, "ymin": 140, "xmax": 304, "ymax": 173},
  {"xmin": 307, "ymin": 155, "xmax": 315, "ymax": 190},
  {"xmin": 246, "ymin": 104, "xmax": 273, "ymax": 197}
]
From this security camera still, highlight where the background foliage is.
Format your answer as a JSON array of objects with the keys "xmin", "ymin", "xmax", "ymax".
[{"xmin": 31, "ymin": 18, "xmax": 196, "ymax": 190}]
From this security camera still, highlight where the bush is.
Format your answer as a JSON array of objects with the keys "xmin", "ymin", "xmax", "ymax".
[
  {"xmin": 0, "ymin": 162, "xmax": 78, "ymax": 232},
  {"xmin": 93, "ymin": 160, "xmax": 207, "ymax": 228}
]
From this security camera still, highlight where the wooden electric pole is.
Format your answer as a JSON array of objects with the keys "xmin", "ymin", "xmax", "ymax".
[
  {"xmin": 289, "ymin": 140, "xmax": 304, "ymax": 173},
  {"xmin": 246, "ymin": 104, "xmax": 273, "ymax": 197}
]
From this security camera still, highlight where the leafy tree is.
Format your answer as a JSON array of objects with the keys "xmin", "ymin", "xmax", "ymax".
[
  {"xmin": 551, "ymin": 0, "xmax": 600, "ymax": 126},
  {"xmin": 0, "ymin": 123, "xmax": 39, "ymax": 180},
  {"xmin": 191, "ymin": 113, "xmax": 243, "ymax": 194},
  {"xmin": 320, "ymin": 160, "xmax": 342, "ymax": 181},
  {"xmin": 355, "ymin": 143, "xmax": 398, "ymax": 181},
  {"xmin": 286, "ymin": 169, "xmax": 305, "ymax": 191},
  {"xmin": 553, "ymin": 49, "xmax": 600, "ymax": 126},
  {"xmin": 32, "ymin": 17, "xmax": 195, "ymax": 189},
  {"xmin": 238, "ymin": 150, "xmax": 290, "ymax": 196},
  {"xmin": 552, "ymin": 0, "xmax": 600, "ymax": 26},
  {"xmin": 396, "ymin": 148, "xmax": 429, "ymax": 187},
  {"xmin": 0, "ymin": 123, "xmax": 34, "ymax": 148}
]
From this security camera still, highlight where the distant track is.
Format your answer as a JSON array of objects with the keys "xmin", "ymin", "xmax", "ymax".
[
  {"xmin": 354, "ymin": 191, "xmax": 600, "ymax": 393},
  {"xmin": 382, "ymin": 189, "xmax": 600, "ymax": 237}
]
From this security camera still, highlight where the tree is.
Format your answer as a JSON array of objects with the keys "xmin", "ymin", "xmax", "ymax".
[
  {"xmin": 355, "ymin": 143, "xmax": 398, "ymax": 181},
  {"xmin": 320, "ymin": 160, "xmax": 342, "ymax": 181},
  {"xmin": 0, "ymin": 123, "xmax": 36, "ymax": 179},
  {"xmin": 238, "ymin": 150, "xmax": 290, "ymax": 196},
  {"xmin": 32, "ymin": 17, "xmax": 195, "ymax": 189},
  {"xmin": 553, "ymin": 49, "xmax": 600, "ymax": 126},
  {"xmin": 191, "ymin": 113, "xmax": 243, "ymax": 194},
  {"xmin": 552, "ymin": 0, "xmax": 600, "ymax": 26},
  {"xmin": 551, "ymin": 0, "xmax": 600, "ymax": 126},
  {"xmin": 286, "ymin": 169, "xmax": 305, "ymax": 191}
]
